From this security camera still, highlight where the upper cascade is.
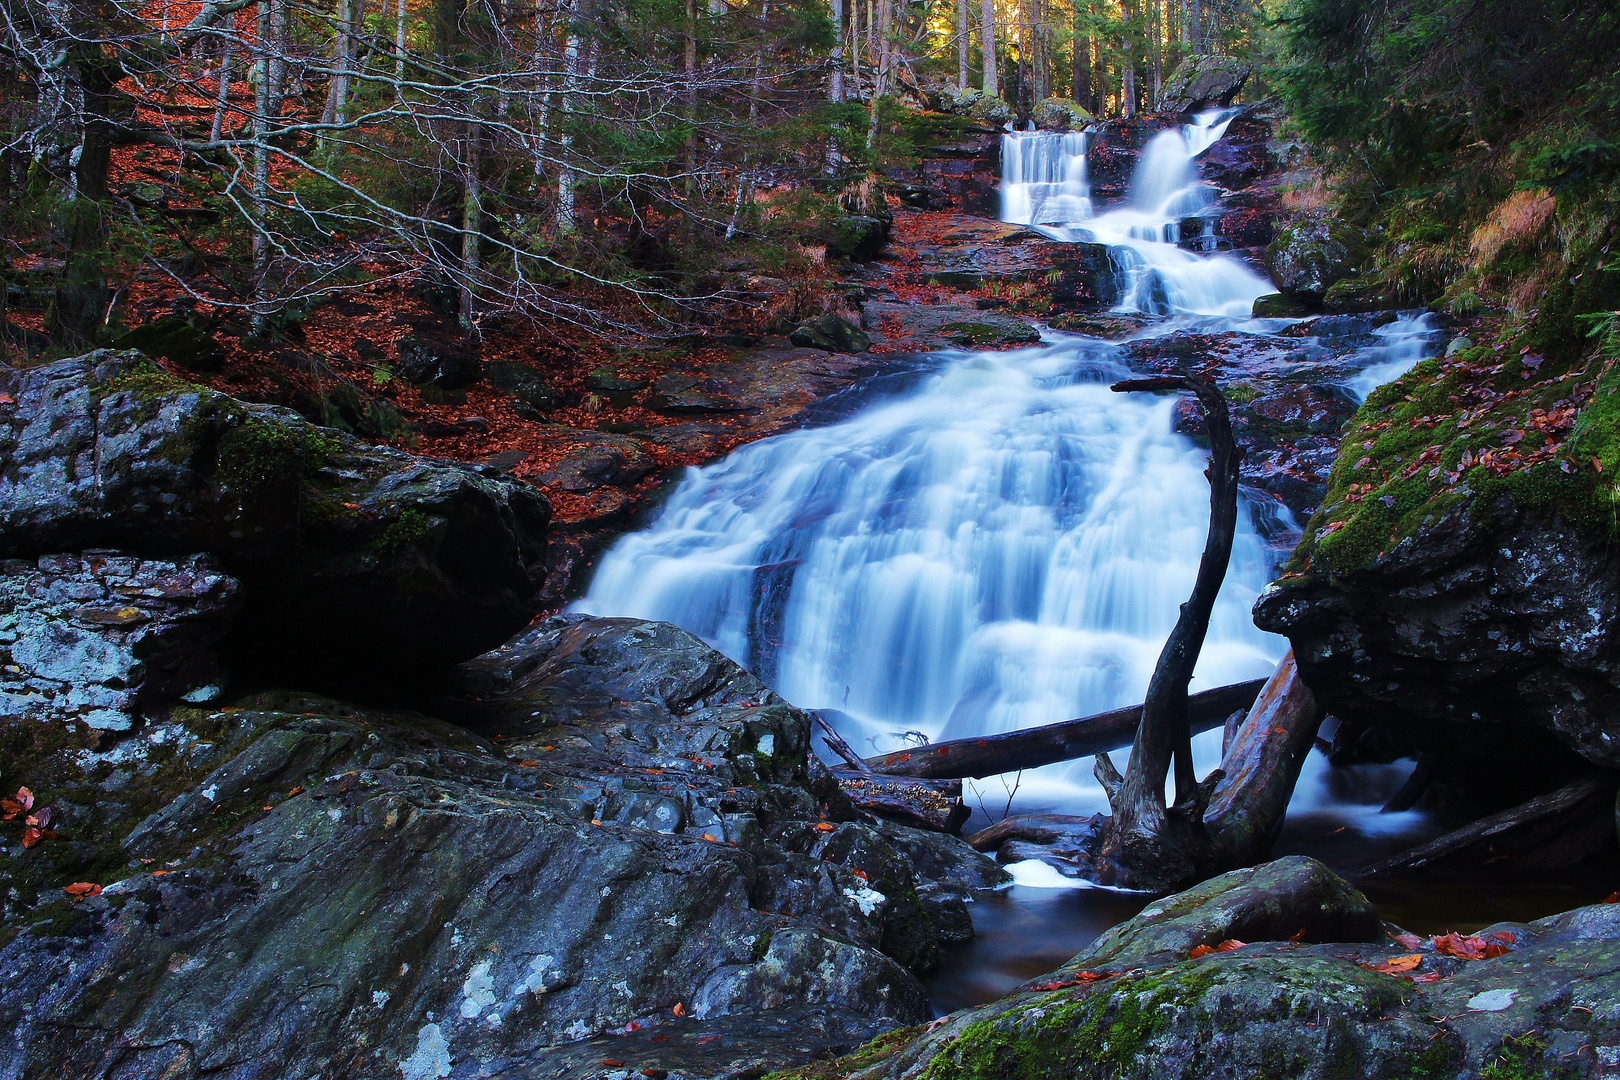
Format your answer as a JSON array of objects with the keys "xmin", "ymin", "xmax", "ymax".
[{"xmin": 1000, "ymin": 111, "xmax": 1273, "ymax": 318}]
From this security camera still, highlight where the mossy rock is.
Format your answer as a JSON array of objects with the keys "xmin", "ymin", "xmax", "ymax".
[
  {"xmin": 486, "ymin": 360, "xmax": 562, "ymax": 410},
  {"xmin": 1324, "ymin": 273, "xmax": 1399, "ymax": 314},
  {"xmin": 1265, "ymin": 214, "xmax": 1371, "ymax": 303},
  {"xmin": 789, "ymin": 314, "xmax": 872, "ymax": 353},
  {"xmin": 1251, "ymin": 292, "xmax": 1314, "ymax": 318},
  {"xmin": 114, "ymin": 317, "xmax": 225, "ymax": 373},
  {"xmin": 938, "ymin": 319, "xmax": 1041, "ymax": 347}
]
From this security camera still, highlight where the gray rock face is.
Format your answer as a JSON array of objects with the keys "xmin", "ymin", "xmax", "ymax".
[
  {"xmin": 1156, "ymin": 55, "xmax": 1251, "ymax": 113},
  {"xmin": 0, "ymin": 617, "xmax": 1000, "ymax": 1079},
  {"xmin": 0, "ymin": 351, "xmax": 550, "ymax": 685},
  {"xmin": 805, "ymin": 857, "xmax": 1620, "ymax": 1080},
  {"xmin": 789, "ymin": 314, "xmax": 873, "ymax": 354},
  {"xmin": 1264, "ymin": 213, "xmax": 1370, "ymax": 303},
  {"xmin": 1253, "ymin": 502, "xmax": 1620, "ymax": 773},
  {"xmin": 0, "ymin": 551, "xmax": 240, "ymax": 729}
]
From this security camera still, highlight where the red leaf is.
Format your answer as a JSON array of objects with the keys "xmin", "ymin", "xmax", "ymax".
[
  {"xmin": 0, "ymin": 800, "xmax": 20, "ymax": 822},
  {"xmin": 16, "ymin": 787, "xmax": 33, "ymax": 811},
  {"xmin": 1214, "ymin": 939, "xmax": 1245, "ymax": 953},
  {"xmin": 1603, "ymin": 892, "xmax": 1619, "ymax": 904},
  {"xmin": 672, "ymin": 1002, "xmax": 685, "ymax": 1018},
  {"xmin": 63, "ymin": 882, "xmax": 101, "ymax": 898},
  {"xmin": 1392, "ymin": 933, "xmax": 1424, "ymax": 949},
  {"xmin": 1289, "ymin": 927, "xmax": 1308, "ymax": 942},
  {"xmin": 20, "ymin": 826, "xmax": 42, "ymax": 848},
  {"xmin": 1189, "ymin": 944, "xmax": 1214, "ymax": 959}
]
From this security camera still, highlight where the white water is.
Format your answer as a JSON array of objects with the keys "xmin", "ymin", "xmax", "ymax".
[
  {"xmin": 579, "ymin": 340, "xmax": 1285, "ymax": 814},
  {"xmin": 1000, "ymin": 110, "xmax": 1273, "ymax": 318},
  {"xmin": 577, "ymin": 112, "xmax": 1445, "ymax": 845}
]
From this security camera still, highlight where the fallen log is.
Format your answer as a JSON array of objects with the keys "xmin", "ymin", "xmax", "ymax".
[
  {"xmin": 1357, "ymin": 772, "xmax": 1619, "ymax": 877},
  {"xmin": 1204, "ymin": 650, "xmax": 1321, "ymax": 862},
  {"xmin": 831, "ymin": 768, "xmax": 970, "ymax": 834},
  {"xmin": 862, "ymin": 678, "xmax": 1267, "ymax": 780},
  {"xmin": 811, "ymin": 709, "xmax": 874, "ymax": 772}
]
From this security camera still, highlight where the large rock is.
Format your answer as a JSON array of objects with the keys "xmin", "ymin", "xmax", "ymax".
[
  {"xmin": 0, "ymin": 617, "xmax": 1005, "ymax": 1079},
  {"xmin": 0, "ymin": 551, "xmax": 240, "ymax": 729},
  {"xmin": 1265, "ymin": 212, "xmax": 1371, "ymax": 304},
  {"xmin": 780, "ymin": 857, "xmax": 1620, "ymax": 1080},
  {"xmin": 0, "ymin": 352, "xmax": 551, "ymax": 688},
  {"xmin": 1156, "ymin": 55, "xmax": 1252, "ymax": 113}
]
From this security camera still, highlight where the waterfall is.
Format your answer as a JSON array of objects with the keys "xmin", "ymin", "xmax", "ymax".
[
  {"xmin": 1000, "ymin": 111, "xmax": 1272, "ymax": 318},
  {"xmin": 577, "ymin": 342, "xmax": 1286, "ymax": 813}
]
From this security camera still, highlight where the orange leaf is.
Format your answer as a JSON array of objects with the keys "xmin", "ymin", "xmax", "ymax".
[
  {"xmin": 0, "ymin": 800, "xmax": 20, "ymax": 821},
  {"xmin": 151, "ymin": 869, "xmax": 171, "ymax": 875},
  {"xmin": 1288, "ymin": 927, "xmax": 1308, "ymax": 942},
  {"xmin": 850, "ymin": 868, "xmax": 868, "ymax": 880},
  {"xmin": 813, "ymin": 822, "xmax": 835, "ymax": 832},
  {"xmin": 1362, "ymin": 953, "xmax": 1423, "ymax": 974},
  {"xmin": 672, "ymin": 1002, "xmax": 685, "ymax": 1018},
  {"xmin": 701, "ymin": 833, "xmax": 718, "ymax": 842},
  {"xmin": 1433, "ymin": 933, "xmax": 1490, "ymax": 960},
  {"xmin": 1215, "ymin": 939, "xmax": 1245, "ymax": 953},
  {"xmin": 1189, "ymin": 944, "xmax": 1214, "ymax": 959},
  {"xmin": 64, "ymin": 882, "xmax": 101, "ymax": 898},
  {"xmin": 20, "ymin": 826, "xmax": 42, "ymax": 848},
  {"xmin": 287, "ymin": 785, "xmax": 305, "ymax": 797}
]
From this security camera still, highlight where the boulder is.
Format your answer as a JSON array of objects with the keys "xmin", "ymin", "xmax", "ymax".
[
  {"xmin": 937, "ymin": 317, "xmax": 1042, "ymax": 348},
  {"xmin": 776, "ymin": 857, "xmax": 1620, "ymax": 1080},
  {"xmin": 1033, "ymin": 96, "xmax": 1092, "ymax": 130},
  {"xmin": 484, "ymin": 360, "xmax": 562, "ymax": 411},
  {"xmin": 1156, "ymin": 55, "xmax": 1251, "ymax": 114},
  {"xmin": 0, "ymin": 352, "xmax": 551, "ymax": 689},
  {"xmin": 529, "ymin": 432, "xmax": 656, "ymax": 492},
  {"xmin": 0, "ymin": 551, "xmax": 240, "ymax": 729},
  {"xmin": 113, "ymin": 317, "xmax": 225, "ymax": 373},
  {"xmin": 789, "ymin": 314, "xmax": 872, "ymax": 354},
  {"xmin": 1324, "ymin": 272, "xmax": 1399, "ymax": 314},
  {"xmin": 395, "ymin": 334, "xmax": 481, "ymax": 389},
  {"xmin": 0, "ymin": 616, "xmax": 1004, "ymax": 1079},
  {"xmin": 1250, "ymin": 292, "xmax": 1312, "ymax": 318},
  {"xmin": 828, "ymin": 216, "xmax": 893, "ymax": 263},
  {"xmin": 1264, "ymin": 213, "xmax": 1371, "ymax": 303}
]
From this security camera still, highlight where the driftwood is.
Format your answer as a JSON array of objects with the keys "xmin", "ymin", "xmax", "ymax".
[
  {"xmin": 831, "ymin": 768, "xmax": 971, "ymax": 834},
  {"xmin": 1089, "ymin": 374, "xmax": 1246, "ymax": 890},
  {"xmin": 860, "ymin": 679, "xmax": 1266, "ymax": 780},
  {"xmin": 1380, "ymin": 751, "xmax": 1439, "ymax": 813},
  {"xmin": 1358, "ymin": 773, "xmax": 1620, "ymax": 877},
  {"xmin": 1204, "ymin": 650, "xmax": 1321, "ymax": 861},
  {"xmin": 811, "ymin": 709, "xmax": 874, "ymax": 773}
]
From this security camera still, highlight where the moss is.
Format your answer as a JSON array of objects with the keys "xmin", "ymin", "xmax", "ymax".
[
  {"xmin": 762, "ymin": 1025, "xmax": 924, "ymax": 1080},
  {"xmin": 1282, "ymin": 334, "xmax": 1620, "ymax": 577},
  {"xmin": 372, "ymin": 507, "xmax": 432, "ymax": 559},
  {"xmin": 1480, "ymin": 1032, "xmax": 1580, "ymax": 1080},
  {"xmin": 104, "ymin": 361, "xmax": 199, "ymax": 402},
  {"xmin": 215, "ymin": 416, "xmax": 334, "ymax": 493}
]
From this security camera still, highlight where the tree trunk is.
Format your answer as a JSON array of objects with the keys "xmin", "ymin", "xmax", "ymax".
[
  {"xmin": 955, "ymin": 0, "xmax": 968, "ymax": 91},
  {"xmin": 211, "ymin": 12, "xmax": 236, "ymax": 143},
  {"xmin": 459, "ymin": 119, "xmax": 482, "ymax": 332},
  {"xmin": 979, "ymin": 0, "xmax": 996, "ymax": 97},
  {"xmin": 863, "ymin": 678, "xmax": 1266, "ymax": 779},
  {"xmin": 555, "ymin": 0, "xmax": 579, "ymax": 233},
  {"xmin": 1088, "ymin": 374, "xmax": 1240, "ymax": 889},
  {"xmin": 1071, "ymin": 0, "xmax": 1089, "ymax": 110},
  {"xmin": 863, "ymin": 0, "xmax": 889, "ymax": 150}
]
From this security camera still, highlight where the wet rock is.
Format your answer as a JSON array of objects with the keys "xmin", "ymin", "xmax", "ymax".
[
  {"xmin": 937, "ymin": 317, "xmax": 1042, "ymax": 348},
  {"xmin": 1047, "ymin": 312, "xmax": 1150, "ymax": 338},
  {"xmin": 0, "ymin": 351, "xmax": 551, "ymax": 689},
  {"xmin": 530, "ymin": 433, "xmax": 657, "ymax": 492},
  {"xmin": 631, "ymin": 422, "xmax": 734, "ymax": 457},
  {"xmin": 1265, "ymin": 213, "xmax": 1371, "ymax": 303},
  {"xmin": 397, "ymin": 334, "xmax": 481, "ymax": 389},
  {"xmin": 789, "ymin": 858, "xmax": 1620, "ymax": 1080},
  {"xmin": 0, "ymin": 618, "xmax": 991, "ymax": 1079},
  {"xmin": 0, "ymin": 551, "xmax": 240, "ymax": 729},
  {"xmin": 1156, "ymin": 55, "xmax": 1251, "ymax": 113},
  {"xmin": 789, "ymin": 314, "xmax": 872, "ymax": 354},
  {"xmin": 1254, "ymin": 503, "xmax": 1620, "ymax": 775}
]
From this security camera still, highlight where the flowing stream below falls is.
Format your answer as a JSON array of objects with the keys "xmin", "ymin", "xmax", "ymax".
[{"xmin": 574, "ymin": 112, "xmax": 1608, "ymax": 1014}]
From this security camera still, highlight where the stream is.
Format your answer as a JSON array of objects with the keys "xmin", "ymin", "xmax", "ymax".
[{"xmin": 572, "ymin": 111, "xmax": 1607, "ymax": 1015}]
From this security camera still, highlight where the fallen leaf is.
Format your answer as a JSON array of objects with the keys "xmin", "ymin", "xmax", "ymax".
[
  {"xmin": 1289, "ymin": 927, "xmax": 1309, "ymax": 942},
  {"xmin": 0, "ymin": 799, "xmax": 20, "ymax": 821},
  {"xmin": 600, "ymin": 1060, "xmax": 625, "ymax": 1068},
  {"xmin": 1433, "ymin": 933, "xmax": 1495, "ymax": 960},
  {"xmin": 0, "ymin": 393, "xmax": 13, "ymax": 404},
  {"xmin": 850, "ymin": 867, "xmax": 868, "ymax": 880},
  {"xmin": 64, "ymin": 882, "xmax": 102, "ymax": 898},
  {"xmin": 813, "ymin": 822, "xmax": 835, "ymax": 832},
  {"xmin": 1604, "ymin": 892, "xmax": 1619, "ymax": 904},
  {"xmin": 1215, "ymin": 939, "xmax": 1245, "ymax": 953},
  {"xmin": 673, "ymin": 1002, "xmax": 685, "ymax": 1017},
  {"xmin": 1361, "ymin": 953, "xmax": 1423, "ymax": 975},
  {"xmin": 15, "ymin": 787, "xmax": 33, "ymax": 811},
  {"xmin": 1189, "ymin": 944, "xmax": 1214, "ymax": 959},
  {"xmin": 151, "ymin": 869, "xmax": 170, "ymax": 876},
  {"xmin": 287, "ymin": 785, "xmax": 305, "ymax": 796},
  {"xmin": 21, "ymin": 826, "xmax": 42, "ymax": 848},
  {"xmin": 590, "ymin": 819, "xmax": 603, "ymax": 826},
  {"xmin": 26, "ymin": 807, "xmax": 50, "ymax": 829},
  {"xmin": 1392, "ymin": 933, "xmax": 1424, "ymax": 949},
  {"xmin": 700, "ymin": 833, "xmax": 718, "ymax": 842}
]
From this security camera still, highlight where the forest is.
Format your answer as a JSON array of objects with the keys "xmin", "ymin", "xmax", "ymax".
[{"xmin": 1, "ymin": 0, "xmax": 1618, "ymax": 1077}]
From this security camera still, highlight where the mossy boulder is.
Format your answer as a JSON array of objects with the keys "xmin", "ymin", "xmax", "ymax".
[
  {"xmin": 1155, "ymin": 54, "xmax": 1252, "ymax": 113},
  {"xmin": 1265, "ymin": 213, "xmax": 1371, "ymax": 303},
  {"xmin": 113, "ymin": 317, "xmax": 225, "ymax": 373},
  {"xmin": 395, "ymin": 334, "xmax": 481, "ymax": 388},
  {"xmin": 1254, "ymin": 343, "xmax": 1620, "ymax": 776},
  {"xmin": 1323, "ymin": 273, "xmax": 1399, "ymax": 314},
  {"xmin": 937, "ymin": 317, "xmax": 1042, "ymax": 348},
  {"xmin": 790, "ymin": 314, "xmax": 873, "ymax": 354},
  {"xmin": 1033, "ymin": 96, "xmax": 1092, "ymax": 130},
  {"xmin": 784, "ymin": 857, "xmax": 1620, "ymax": 1080},
  {"xmin": 1251, "ymin": 292, "xmax": 1313, "ymax": 318},
  {"xmin": 484, "ymin": 359, "xmax": 562, "ymax": 411},
  {"xmin": 0, "ymin": 351, "xmax": 550, "ymax": 691},
  {"xmin": 828, "ymin": 216, "xmax": 893, "ymax": 263}
]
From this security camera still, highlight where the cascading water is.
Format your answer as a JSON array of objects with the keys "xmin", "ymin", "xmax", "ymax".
[{"xmin": 999, "ymin": 111, "xmax": 1273, "ymax": 317}]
